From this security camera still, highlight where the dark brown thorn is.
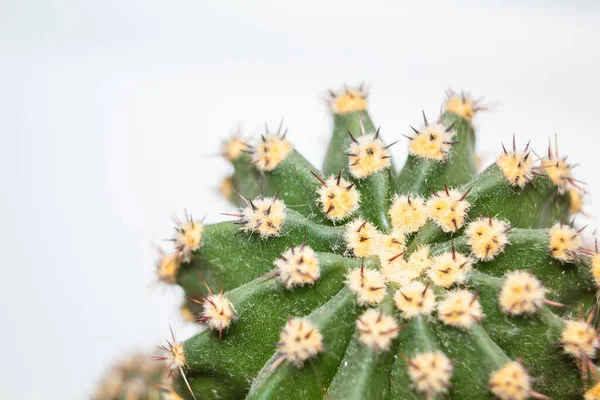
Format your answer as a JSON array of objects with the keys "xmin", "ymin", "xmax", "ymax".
[
  {"xmin": 326, "ymin": 204, "xmax": 335, "ymax": 215},
  {"xmin": 241, "ymin": 149, "xmax": 255, "ymax": 155},
  {"xmin": 310, "ymin": 171, "xmax": 326, "ymax": 186},
  {"xmin": 384, "ymin": 140, "xmax": 400, "ymax": 149},
  {"xmin": 302, "ymin": 234, "xmax": 307, "ymax": 249},
  {"xmin": 273, "ymin": 190, "xmax": 280, "ymax": 201},
  {"xmin": 357, "ymin": 220, "xmax": 368, "ymax": 232},
  {"xmin": 345, "ymin": 153, "xmax": 358, "ymax": 157},
  {"xmin": 221, "ymin": 213, "xmax": 245, "ymax": 218},
  {"xmin": 568, "ymin": 179, "xmax": 588, "ymax": 193},
  {"xmin": 186, "ymin": 296, "xmax": 204, "ymax": 306},
  {"xmin": 375, "ymin": 126, "xmax": 381, "ymax": 139},
  {"xmin": 277, "ymin": 119, "xmax": 284, "ymax": 135},
  {"xmin": 261, "ymin": 134, "xmax": 267, "ymax": 143},
  {"xmin": 524, "ymin": 140, "xmax": 531, "ymax": 152},
  {"xmin": 336, "ymin": 170, "xmax": 342, "ymax": 186},
  {"xmin": 443, "ymin": 141, "xmax": 461, "ymax": 145},
  {"xmin": 422, "ymin": 110, "xmax": 429, "ymax": 126},
  {"xmin": 282, "ymin": 127, "xmax": 288, "ymax": 139},
  {"xmin": 444, "ymin": 185, "xmax": 450, "ymax": 197},
  {"xmin": 169, "ymin": 324, "xmax": 176, "ymax": 342},
  {"xmin": 469, "ymin": 291, "xmax": 480, "ymax": 306},
  {"xmin": 259, "ymin": 185, "xmax": 265, "ymax": 200},
  {"xmin": 569, "ymin": 177, "xmax": 588, "ymax": 185},
  {"xmin": 445, "ymin": 121, "xmax": 457, "ymax": 132},
  {"xmin": 402, "ymin": 134, "xmax": 414, "ymax": 141},
  {"xmin": 249, "ymin": 199, "xmax": 258, "ymax": 212},
  {"xmin": 512, "ymin": 133, "xmax": 516, "ymax": 152},
  {"xmin": 388, "ymin": 251, "xmax": 407, "ymax": 262},
  {"xmin": 459, "ymin": 187, "xmax": 472, "ymax": 201},
  {"xmin": 409, "ymin": 125, "xmax": 420, "ymax": 134},
  {"xmin": 196, "ymin": 273, "xmax": 214, "ymax": 295},
  {"xmin": 346, "ymin": 182, "xmax": 355, "ymax": 191},
  {"xmin": 328, "ymin": 89, "xmax": 336, "ymax": 98},
  {"xmin": 422, "ymin": 283, "xmax": 430, "ymax": 296},
  {"xmin": 233, "ymin": 190, "xmax": 250, "ymax": 205},
  {"xmin": 501, "ymin": 142, "xmax": 508, "ymax": 154},
  {"xmin": 451, "ymin": 241, "xmax": 456, "ymax": 260},
  {"xmin": 425, "ymin": 183, "xmax": 438, "ymax": 197},
  {"xmin": 346, "ymin": 129, "xmax": 359, "ymax": 144},
  {"xmin": 400, "ymin": 353, "xmax": 418, "ymax": 368}
]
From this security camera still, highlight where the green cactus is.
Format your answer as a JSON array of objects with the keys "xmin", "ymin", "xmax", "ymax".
[{"xmin": 154, "ymin": 86, "xmax": 600, "ymax": 400}]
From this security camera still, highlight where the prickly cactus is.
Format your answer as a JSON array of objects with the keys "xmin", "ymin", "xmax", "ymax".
[
  {"xmin": 92, "ymin": 353, "xmax": 179, "ymax": 400},
  {"xmin": 154, "ymin": 86, "xmax": 600, "ymax": 400}
]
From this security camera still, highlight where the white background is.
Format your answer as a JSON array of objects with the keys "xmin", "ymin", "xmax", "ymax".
[{"xmin": 1, "ymin": 1, "xmax": 599, "ymax": 398}]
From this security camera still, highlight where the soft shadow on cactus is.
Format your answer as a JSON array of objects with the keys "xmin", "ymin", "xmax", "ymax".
[{"xmin": 140, "ymin": 85, "xmax": 600, "ymax": 400}]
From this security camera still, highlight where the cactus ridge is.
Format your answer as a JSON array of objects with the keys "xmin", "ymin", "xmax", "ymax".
[{"xmin": 153, "ymin": 86, "xmax": 598, "ymax": 400}]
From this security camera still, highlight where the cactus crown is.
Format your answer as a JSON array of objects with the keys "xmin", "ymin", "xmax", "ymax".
[{"xmin": 145, "ymin": 85, "xmax": 598, "ymax": 400}]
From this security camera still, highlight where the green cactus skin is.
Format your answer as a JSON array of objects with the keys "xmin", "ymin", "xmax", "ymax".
[{"xmin": 155, "ymin": 86, "xmax": 600, "ymax": 400}]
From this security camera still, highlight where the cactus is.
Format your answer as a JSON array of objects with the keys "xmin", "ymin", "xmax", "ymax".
[
  {"xmin": 153, "ymin": 85, "xmax": 600, "ymax": 400},
  {"xmin": 92, "ymin": 353, "xmax": 180, "ymax": 400}
]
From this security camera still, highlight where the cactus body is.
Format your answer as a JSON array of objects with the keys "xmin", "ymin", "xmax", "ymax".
[{"xmin": 153, "ymin": 86, "xmax": 598, "ymax": 400}]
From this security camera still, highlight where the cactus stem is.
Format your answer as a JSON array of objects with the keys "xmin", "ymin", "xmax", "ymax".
[{"xmin": 148, "ymin": 87, "xmax": 597, "ymax": 399}]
